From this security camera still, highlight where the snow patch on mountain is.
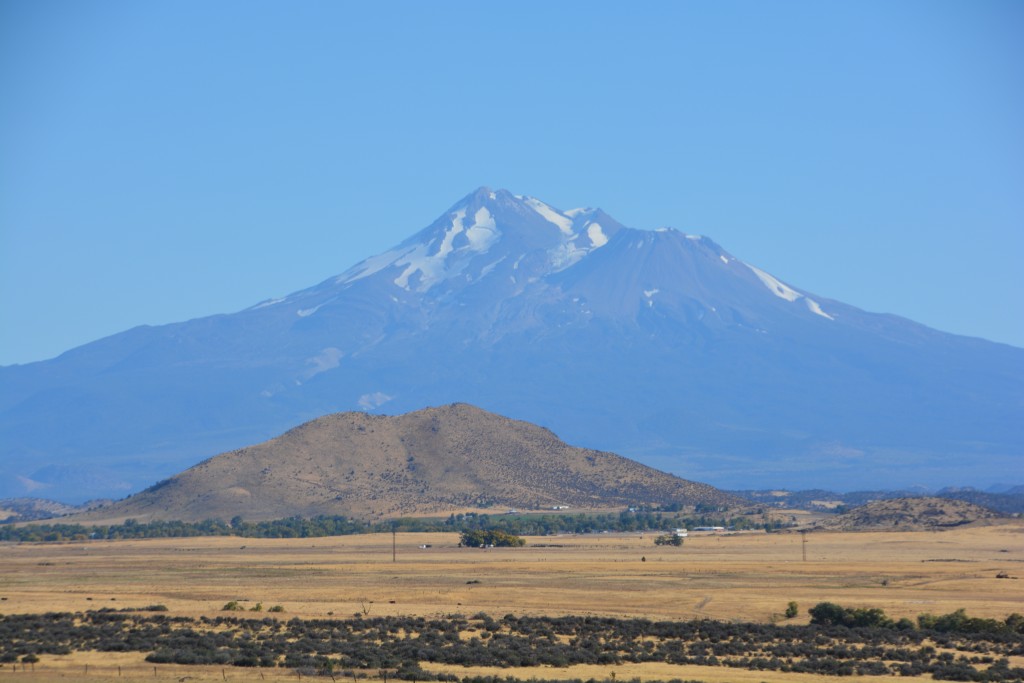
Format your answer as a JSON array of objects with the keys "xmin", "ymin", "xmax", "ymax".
[
  {"xmin": 806, "ymin": 299, "xmax": 835, "ymax": 320},
  {"xmin": 746, "ymin": 264, "xmax": 801, "ymax": 302},
  {"xmin": 298, "ymin": 302, "xmax": 328, "ymax": 317},
  {"xmin": 304, "ymin": 347, "xmax": 344, "ymax": 379},
  {"xmin": 251, "ymin": 297, "xmax": 286, "ymax": 310},
  {"xmin": 393, "ymin": 245, "xmax": 432, "ymax": 290},
  {"xmin": 336, "ymin": 246, "xmax": 413, "ymax": 285},
  {"xmin": 391, "ymin": 208, "xmax": 499, "ymax": 291},
  {"xmin": 476, "ymin": 257, "xmax": 505, "ymax": 280},
  {"xmin": 328, "ymin": 194, "xmax": 627, "ymax": 299},
  {"xmin": 522, "ymin": 196, "xmax": 574, "ymax": 235},
  {"xmin": 548, "ymin": 241, "xmax": 588, "ymax": 271},
  {"xmin": 465, "ymin": 207, "xmax": 499, "ymax": 251},
  {"xmin": 745, "ymin": 263, "xmax": 833, "ymax": 320},
  {"xmin": 435, "ymin": 208, "xmax": 467, "ymax": 260},
  {"xmin": 337, "ymin": 206, "xmax": 506, "ymax": 293}
]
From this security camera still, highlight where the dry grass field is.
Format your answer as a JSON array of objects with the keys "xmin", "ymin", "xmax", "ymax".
[
  {"xmin": 0, "ymin": 655, "xmax": 940, "ymax": 683},
  {"xmin": 2, "ymin": 521, "xmax": 1022, "ymax": 682}
]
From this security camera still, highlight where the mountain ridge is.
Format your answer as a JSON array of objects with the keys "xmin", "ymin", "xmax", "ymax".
[{"xmin": 2, "ymin": 188, "xmax": 1021, "ymax": 501}]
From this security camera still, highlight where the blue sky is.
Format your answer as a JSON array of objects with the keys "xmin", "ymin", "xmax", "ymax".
[{"xmin": 2, "ymin": 0, "xmax": 1022, "ymax": 365}]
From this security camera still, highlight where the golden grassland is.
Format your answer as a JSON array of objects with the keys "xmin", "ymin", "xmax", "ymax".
[
  {"xmin": 2, "ymin": 521, "xmax": 1023, "ymax": 682},
  {"xmin": 1, "ymin": 653, "xmax": 940, "ymax": 683}
]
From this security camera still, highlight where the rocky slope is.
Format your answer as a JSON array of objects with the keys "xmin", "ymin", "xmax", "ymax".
[
  {"xmin": 74, "ymin": 403, "xmax": 740, "ymax": 522},
  {"xmin": 818, "ymin": 497, "xmax": 998, "ymax": 531}
]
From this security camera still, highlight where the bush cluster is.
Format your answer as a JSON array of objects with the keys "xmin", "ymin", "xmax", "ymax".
[
  {"xmin": 459, "ymin": 530, "xmax": 525, "ymax": 547},
  {"xmin": 1, "ymin": 608, "xmax": 1022, "ymax": 680},
  {"xmin": 653, "ymin": 534, "xmax": 683, "ymax": 546},
  {"xmin": 809, "ymin": 602, "xmax": 1024, "ymax": 637}
]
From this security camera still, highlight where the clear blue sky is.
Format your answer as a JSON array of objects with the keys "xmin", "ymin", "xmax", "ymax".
[{"xmin": 2, "ymin": 0, "xmax": 1022, "ymax": 365}]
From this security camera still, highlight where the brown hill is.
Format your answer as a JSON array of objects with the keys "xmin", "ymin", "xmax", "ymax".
[
  {"xmin": 819, "ymin": 497, "xmax": 998, "ymax": 531},
  {"xmin": 75, "ymin": 403, "xmax": 740, "ymax": 522}
]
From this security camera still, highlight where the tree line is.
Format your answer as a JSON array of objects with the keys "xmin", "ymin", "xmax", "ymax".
[
  {"xmin": 0, "ymin": 508, "xmax": 789, "ymax": 543},
  {"xmin": 810, "ymin": 602, "xmax": 1024, "ymax": 636}
]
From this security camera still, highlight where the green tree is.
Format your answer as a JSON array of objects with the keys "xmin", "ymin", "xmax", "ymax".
[{"xmin": 459, "ymin": 529, "xmax": 525, "ymax": 547}]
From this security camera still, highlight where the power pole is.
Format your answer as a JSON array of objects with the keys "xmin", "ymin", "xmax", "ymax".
[
  {"xmin": 801, "ymin": 530, "xmax": 807, "ymax": 562},
  {"xmin": 392, "ymin": 525, "xmax": 397, "ymax": 563}
]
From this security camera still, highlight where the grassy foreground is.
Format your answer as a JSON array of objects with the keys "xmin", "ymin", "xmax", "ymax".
[{"xmin": 1, "ymin": 522, "xmax": 1022, "ymax": 681}]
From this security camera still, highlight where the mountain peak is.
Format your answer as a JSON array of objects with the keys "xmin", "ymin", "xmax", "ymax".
[
  {"xmin": 279, "ymin": 189, "xmax": 834, "ymax": 326},
  {"xmin": 452, "ymin": 186, "xmax": 504, "ymax": 209},
  {"xmin": 4, "ymin": 187, "xmax": 1021, "ymax": 502},
  {"xmin": 329, "ymin": 189, "xmax": 624, "ymax": 295}
]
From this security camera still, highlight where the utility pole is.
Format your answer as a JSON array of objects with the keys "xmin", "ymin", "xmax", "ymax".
[
  {"xmin": 801, "ymin": 530, "xmax": 807, "ymax": 562},
  {"xmin": 392, "ymin": 524, "xmax": 397, "ymax": 563}
]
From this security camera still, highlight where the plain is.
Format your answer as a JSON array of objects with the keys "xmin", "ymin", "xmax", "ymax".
[{"xmin": 2, "ymin": 522, "xmax": 1023, "ymax": 681}]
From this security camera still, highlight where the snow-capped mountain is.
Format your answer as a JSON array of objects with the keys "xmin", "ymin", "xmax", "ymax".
[{"xmin": 2, "ymin": 188, "xmax": 1021, "ymax": 502}]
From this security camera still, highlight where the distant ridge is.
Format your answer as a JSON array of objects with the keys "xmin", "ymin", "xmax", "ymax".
[
  {"xmin": 732, "ymin": 487, "xmax": 1024, "ymax": 515},
  {"xmin": 0, "ymin": 497, "xmax": 93, "ymax": 522},
  {"xmin": 74, "ymin": 403, "xmax": 740, "ymax": 523},
  {"xmin": 818, "ymin": 497, "xmax": 998, "ymax": 531}
]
